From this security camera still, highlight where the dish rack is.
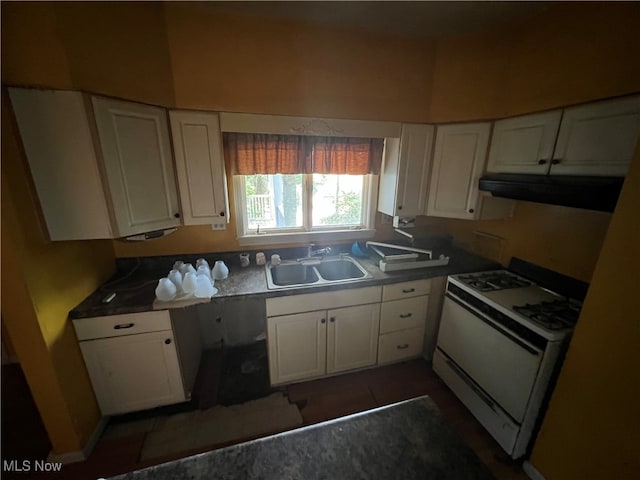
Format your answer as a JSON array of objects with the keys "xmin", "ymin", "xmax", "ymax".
[{"xmin": 365, "ymin": 241, "xmax": 450, "ymax": 272}]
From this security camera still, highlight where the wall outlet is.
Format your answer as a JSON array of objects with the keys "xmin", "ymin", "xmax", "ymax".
[{"xmin": 211, "ymin": 222, "xmax": 226, "ymax": 231}]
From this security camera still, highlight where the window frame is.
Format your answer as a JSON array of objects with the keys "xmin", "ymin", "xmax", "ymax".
[{"xmin": 234, "ymin": 173, "xmax": 378, "ymax": 246}]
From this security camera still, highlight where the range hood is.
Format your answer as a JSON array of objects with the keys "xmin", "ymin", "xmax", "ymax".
[{"xmin": 479, "ymin": 174, "xmax": 624, "ymax": 212}]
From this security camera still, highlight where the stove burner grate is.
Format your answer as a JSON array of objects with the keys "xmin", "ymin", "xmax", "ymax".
[
  {"xmin": 513, "ymin": 299, "xmax": 581, "ymax": 330},
  {"xmin": 458, "ymin": 272, "xmax": 532, "ymax": 292}
]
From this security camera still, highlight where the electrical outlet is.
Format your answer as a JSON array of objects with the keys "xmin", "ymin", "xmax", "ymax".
[{"xmin": 211, "ymin": 222, "xmax": 226, "ymax": 231}]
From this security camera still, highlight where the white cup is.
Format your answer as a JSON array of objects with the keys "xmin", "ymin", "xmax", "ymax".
[
  {"xmin": 195, "ymin": 275, "xmax": 214, "ymax": 298},
  {"xmin": 182, "ymin": 272, "xmax": 198, "ymax": 294},
  {"xmin": 271, "ymin": 254, "xmax": 281, "ymax": 266},
  {"xmin": 155, "ymin": 277, "xmax": 177, "ymax": 301},
  {"xmin": 212, "ymin": 260, "xmax": 229, "ymax": 280},
  {"xmin": 168, "ymin": 269, "xmax": 183, "ymax": 292},
  {"xmin": 197, "ymin": 265, "xmax": 212, "ymax": 279}
]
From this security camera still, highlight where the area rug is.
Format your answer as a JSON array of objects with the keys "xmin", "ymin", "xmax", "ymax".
[{"xmin": 139, "ymin": 393, "xmax": 303, "ymax": 461}]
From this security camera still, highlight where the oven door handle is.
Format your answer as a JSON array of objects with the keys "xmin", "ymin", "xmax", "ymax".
[{"xmin": 445, "ymin": 293, "xmax": 542, "ymax": 356}]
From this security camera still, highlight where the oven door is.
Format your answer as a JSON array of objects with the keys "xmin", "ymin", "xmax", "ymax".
[{"xmin": 436, "ymin": 295, "xmax": 544, "ymax": 423}]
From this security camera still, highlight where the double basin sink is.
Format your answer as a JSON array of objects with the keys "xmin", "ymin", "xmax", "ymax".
[{"xmin": 265, "ymin": 255, "xmax": 372, "ymax": 289}]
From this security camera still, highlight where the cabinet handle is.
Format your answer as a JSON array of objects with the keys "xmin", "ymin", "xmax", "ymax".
[
  {"xmin": 329, "ymin": 317, "xmax": 335, "ymax": 323},
  {"xmin": 164, "ymin": 338, "xmax": 172, "ymax": 345},
  {"xmin": 321, "ymin": 318, "xmax": 326, "ymax": 324},
  {"xmin": 396, "ymin": 344, "xmax": 410, "ymax": 350},
  {"xmin": 402, "ymin": 288, "xmax": 415, "ymax": 293},
  {"xmin": 538, "ymin": 159, "xmax": 548, "ymax": 165},
  {"xmin": 113, "ymin": 323, "xmax": 134, "ymax": 329},
  {"xmin": 551, "ymin": 159, "xmax": 561, "ymax": 165},
  {"xmin": 399, "ymin": 313, "xmax": 412, "ymax": 319},
  {"xmin": 174, "ymin": 213, "xmax": 180, "ymax": 218}
]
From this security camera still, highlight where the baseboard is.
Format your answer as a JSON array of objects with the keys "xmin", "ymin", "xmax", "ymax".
[
  {"xmin": 47, "ymin": 416, "xmax": 109, "ymax": 464},
  {"xmin": 523, "ymin": 460, "xmax": 546, "ymax": 480}
]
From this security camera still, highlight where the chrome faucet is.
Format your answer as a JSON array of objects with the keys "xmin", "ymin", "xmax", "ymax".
[{"xmin": 298, "ymin": 244, "xmax": 333, "ymax": 262}]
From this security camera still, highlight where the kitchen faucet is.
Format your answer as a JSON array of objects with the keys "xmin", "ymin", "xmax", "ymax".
[{"xmin": 297, "ymin": 244, "xmax": 332, "ymax": 262}]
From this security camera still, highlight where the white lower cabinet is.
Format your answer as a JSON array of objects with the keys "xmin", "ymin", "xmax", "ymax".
[
  {"xmin": 266, "ymin": 287, "xmax": 381, "ymax": 385},
  {"xmin": 73, "ymin": 311, "xmax": 187, "ymax": 416},
  {"xmin": 267, "ymin": 311, "xmax": 327, "ymax": 385},
  {"xmin": 378, "ymin": 279, "xmax": 430, "ymax": 365}
]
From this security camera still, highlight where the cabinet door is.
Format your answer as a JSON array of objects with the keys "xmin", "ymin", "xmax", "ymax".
[
  {"xmin": 327, "ymin": 304, "xmax": 380, "ymax": 374},
  {"xmin": 486, "ymin": 110, "xmax": 562, "ymax": 174},
  {"xmin": 267, "ymin": 311, "xmax": 327, "ymax": 385},
  {"xmin": 169, "ymin": 111, "xmax": 229, "ymax": 225},
  {"xmin": 427, "ymin": 123, "xmax": 491, "ymax": 219},
  {"xmin": 9, "ymin": 88, "xmax": 114, "ymax": 240},
  {"xmin": 79, "ymin": 331, "xmax": 185, "ymax": 415},
  {"xmin": 552, "ymin": 95, "xmax": 640, "ymax": 176},
  {"xmin": 378, "ymin": 124, "xmax": 434, "ymax": 217},
  {"xmin": 92, "ymin": 97, "xmax": 180, "ymax": 237}
]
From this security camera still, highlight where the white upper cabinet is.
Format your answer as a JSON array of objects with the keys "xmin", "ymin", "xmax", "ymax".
[
  {"xmin": 487, "ymin": 95, "xmax": 640, "ymax": 177},
  {"xmin": 169, "ymin": 111, "xmax": 229, "ymax": 225},
  {"xmin": 427, "ymin": 123, "xmax": 491, "ymax": 220},
  {"xmin": 486, "ymin": 110, "xmax": 562, "ymax": 175},
  {"xmin": 9, "ymin": 88, "xmax": 114, "ymax": 240},
  {"xmin": 551, "ymin": 95, "xmax": 640, "ymax": 176},
  {"xmin": 92, "ymin": 97, "xmax": 180, "ymax": 237},
  {"xmin": 378, "ymin": 123, "xmax": 434, "ymax": 217},
  {"xmin": 9, "ymin": 88, "xmax": 181, "ymax": 240}
]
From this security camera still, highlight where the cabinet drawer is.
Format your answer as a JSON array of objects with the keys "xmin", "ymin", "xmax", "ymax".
[
  {"xmin": 380, "ymin": 295, "xmax": 429, "ymax": 334},
  {"xmin": 382, "ymin": 279, "xmax": 431, "ymax": 302},
  {"xmin": 378, "ymin": 327, "xmax": 425, "ymax": 364},
  {"xmin": 73, "ymin": 310, "xmax": 171, "ymax": 341}
]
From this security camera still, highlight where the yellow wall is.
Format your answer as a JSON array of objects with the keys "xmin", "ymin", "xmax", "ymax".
[
  {"xmin": 425, "ymin": 2, "xmax": 640, "ymax": 282},
  {"xmin": 0, "ymin": 2, "xmax": 174, "ymax": 454},
  {"xmin": 1, "ymin": 96, "xmax": 116, "ymax": 453},
  {"xmin": 2, "ymin": 1, "xmax": 639, "ymax": 461},
  {"xmin": 529, "ymin": 143, "xmax": 640, "ymax": 479}
]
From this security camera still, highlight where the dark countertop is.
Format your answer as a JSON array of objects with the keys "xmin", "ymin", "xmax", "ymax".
[
  {"xmin": 70, "ymin": 239, "xmax": 501, "ymax": 319},
  {"xmin": 108, "ymin": 396, "xmax": 495, "ymax": 480}
]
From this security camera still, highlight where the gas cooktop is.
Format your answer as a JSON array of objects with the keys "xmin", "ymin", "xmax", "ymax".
[{"xmin": 449, "ymin": 269, "xmax": 583, "ymax": 334}]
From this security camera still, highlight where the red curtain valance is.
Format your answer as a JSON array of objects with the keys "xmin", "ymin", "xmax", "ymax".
[{"xmin": 223, "ymin": 132, "xmax": 383, "ymax": 175}]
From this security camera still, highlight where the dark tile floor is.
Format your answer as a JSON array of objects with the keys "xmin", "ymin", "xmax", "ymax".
[{"xmin": 2, "ymin": 359, "xmax": 529, "ymax": 480}]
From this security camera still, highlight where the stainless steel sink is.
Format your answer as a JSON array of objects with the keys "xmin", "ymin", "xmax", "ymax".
[
  {"xmin": 315, "ymin": 257, "xmax": 367, "ymax": 280},
  {"xmin": 265, "ymin": 255, "xmax": 372, "ymax": 289},
  {"xmin": 269, "ymin": 263, "xmax": 319, "ymax": 287}
]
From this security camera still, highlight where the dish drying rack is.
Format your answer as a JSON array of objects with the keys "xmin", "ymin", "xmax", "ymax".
[{"xmin": 365, "ymin": 241, "xmax": 450, "ymax": 272}]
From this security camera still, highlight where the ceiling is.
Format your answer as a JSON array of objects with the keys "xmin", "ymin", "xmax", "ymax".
[{"xmin": 208, "ymin": 1, "xmax": 552, "ymax": 39}]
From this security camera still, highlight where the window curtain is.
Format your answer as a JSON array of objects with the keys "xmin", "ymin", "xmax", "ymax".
[{"xmin": 224, "ymin": 132, "xmax": 383, "ymax": 175}]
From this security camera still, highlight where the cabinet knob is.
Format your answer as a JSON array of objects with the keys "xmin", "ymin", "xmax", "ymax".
[
  {"xmin": 215, "ymin": 317, "xmax": 222, "ymax": 323},
  {"xmin": 538, "ymin": 159, "xmax": 548, "ymax": 165},
  {"xmin": 164, "ymin": 338, "xmax": 172, "ymax": 345},
  {"xmin": 330, "ymin": 317, "xmax": 335, "ymax": 323},
  {"xmin": 174, "ymin": 213, "xmax": 181, "ymax": 218},
  {"xmin": 220, "ymin": 211, "xmax": 225, "ymax": 217},
  {"xmin": 468, "ymin": 208, "xmax": 475, "ymax": 214},
  {"xmin": 397, "ymin": 205, "xmax": 403, "ymax": 211},
  {"xmin": 321, "ymin": 318, "xmax": 326, "ymax": 324},
  {"xmin": 551, "ymin": 159, "xmax": 561, "ymax": 165}
]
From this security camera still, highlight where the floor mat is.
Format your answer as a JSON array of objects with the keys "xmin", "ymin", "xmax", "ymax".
[
  {"xmin": 217, "ymin": 340, "xmax": 274, "ymax": 406},
  {"xmin": 139, "ymin": 393, "xmax": 302, "ymax": 461}
]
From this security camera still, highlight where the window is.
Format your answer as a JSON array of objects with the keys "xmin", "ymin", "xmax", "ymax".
[{"xmin": 225, "ymin": 132, "xmax": 381, "ymax": 245}]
